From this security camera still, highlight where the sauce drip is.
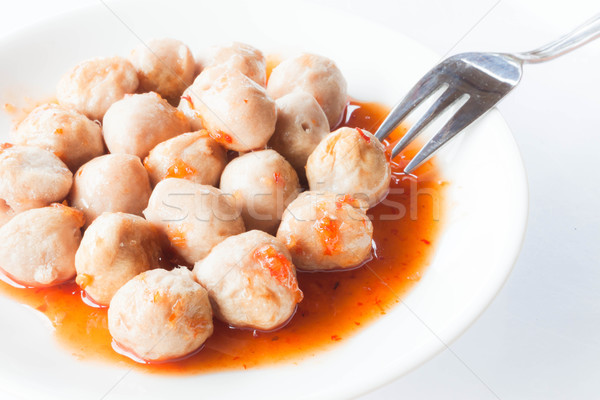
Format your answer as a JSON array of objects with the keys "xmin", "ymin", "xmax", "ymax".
[{"xmin": 0, "ymin": 100, "xmax": 445, "ymax": 374}]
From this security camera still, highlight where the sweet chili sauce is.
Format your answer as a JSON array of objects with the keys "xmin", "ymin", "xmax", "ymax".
[{"xmin": 0, "ymin": 99, "xmax": 445, "ymax": 374}]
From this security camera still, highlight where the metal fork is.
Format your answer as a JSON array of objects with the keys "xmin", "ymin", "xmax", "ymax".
[{"xmin": 376, "ymin": 14, "xmax": 600, "ymax": 174}]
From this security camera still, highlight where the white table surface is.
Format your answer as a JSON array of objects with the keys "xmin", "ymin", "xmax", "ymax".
[{"xmin": 1, "ymin": 0, "xmax": 599, "ymax": 399}]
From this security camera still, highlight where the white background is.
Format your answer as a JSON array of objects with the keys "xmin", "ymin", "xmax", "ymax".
[{"xmin": 1, "ymin": 0, "xmax": 599, "ymax": 399}]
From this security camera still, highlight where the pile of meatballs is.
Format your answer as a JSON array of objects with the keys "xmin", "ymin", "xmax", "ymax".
[{"xmin": 0, "ymin": 39, "xmax": 392, "ymax": 363}]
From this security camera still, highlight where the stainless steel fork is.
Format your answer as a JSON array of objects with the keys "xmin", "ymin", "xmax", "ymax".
[{"xmin": 376, "ymin": 14, "xmax": 600, "ymax": 174}]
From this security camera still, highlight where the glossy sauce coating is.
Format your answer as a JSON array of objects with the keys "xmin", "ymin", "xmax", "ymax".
[{"xmin": 0, "ymin": 100, "xmax": 445, "ymax": 374}]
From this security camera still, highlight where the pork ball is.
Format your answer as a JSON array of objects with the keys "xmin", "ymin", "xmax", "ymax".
[
  {"xmin": 0, "ymin": 144, "xmax": 72, "ymax": 225},
  {"xmin": 306, "ymin": 127, "xmax": 391, "ymax": 208},
  {"xmin": 206, "ymin": 42, "xmax": 266, "ymax": 86},
  {"xmin": 75, "ymin": 212, "xmax": 163, "ymax": 305},
  {"xmin": 194, "ymin": 230, "xmax": 302, "ymax": 330},
  {"xmin": 108, "ymin": 267, "xmax": 213, "ymax": 362},
  {"xmin": 144, "ymin": 130, "xmax": 226, "ymax": 187},
  {"xmin": 276, "ymin": 191, "xmax": 373, "ymax": 271},
  {"xmin": 12, "ymin": 103, "xmax": 104, "ymax": 171},
  {"xmin": 129, "ymin": 38, "xmax": 195, "ymax": 104},
  {"xmin": 178, "ymin": 69, "xmax": 276, "ymax": 151},
  {"xmin": 267, "ymin": 53, "xmax": 347, "ymax": 128},
  {"xmin": 267, "ymin": 91, "xmax": 330, "ymax": 179},
  {"xmin": 56, "ymin": 57, "xmax": 139, "ymax": 121},
  {"xmin": 143, "ymin": 178, "xmax": 245, "ymax": 264},
  {"xmin": 0, "ymin": 204, "xmax": 84, "ymax": 287},
  {"xmin": 176, "ymin": 64, "xmax": 235, "ymax": 131},
  {"xmin": 70, "ymin": 154, "xmax": 151, "ymax": 228},
  {"xmin": 103, "ymin": 92, "xmax": 190, "ymax": 159},
  {"xmin": 220, "ymin": 149, "xmax": 300, "ymax": 234}
]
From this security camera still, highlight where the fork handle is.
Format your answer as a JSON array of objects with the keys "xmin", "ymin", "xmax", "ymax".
[{"xmin": 513, "ymin": 14, "xmax": 600, "ymax": 63}]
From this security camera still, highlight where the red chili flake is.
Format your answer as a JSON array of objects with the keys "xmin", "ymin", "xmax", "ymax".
[
  {"xmin": 166, "ymin": 225, "xmax": 187, "ymax": 248},
  {"xmin": 174, "ymin": 109, "xmax": 187, "ymax": 121},
  {"xmin": 53, "ymin": 128, "xmax": 63, "ymax": 135},
  {"xmin": 253, "ymin": 245, "xmax": 303, "ymax": 301},
  {"xmin": 75, "ymin": 274, "xmax": 93, "ymax": 290},
  {"xmin": 356, "ymin": 127, "xmax": 371, "ymax": 143},
  {"xmin": 51, "ymin": 203, "xmax": 85, "ymax": 227},
  {"xmin": 273, "ymin": 172, "xmax": 284, "ymax": 185},
  {"xmin": 243, "ymin": 99, "xmax": 248, "ymax": 104},
  {"xmin": 331, "ymin": 335, "xmax": 342, "ymax": 341},
  {"xmin": 354, "ymin": 321, "xmax": 361, "ymax": 326},
  {"xmin": 0, "ymin": 143, "xmax": 13, "ymax": 152},
  {"xmin": 314, "ymin": 215, "xmax": 340, "ymax": 255},
  {"xmin": 335, "ymin": 194, "xmax": 355, "ymax": 209},
  {"xmin": 421, "ymin": 239, "xmax": 431, "ymax": 245},
  {"xmin": 209, "ymin": 130, "xmax": 233, "ymax": 145},
  {"xmin": 165, "ymin": 158, "xmax": 197, "ymax": 179},
  {"xmin": 181, "ymin": 94, "xmax": 194, "ymax": 108}
]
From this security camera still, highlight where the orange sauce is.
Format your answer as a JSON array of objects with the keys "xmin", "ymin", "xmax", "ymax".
[
  {"xmin": 164, "ymin": 158, "xmax": 197, "ymax": 180},
  {"xmin": 0, "ymin": 100, "xmax": 445, "ymax": 374}
]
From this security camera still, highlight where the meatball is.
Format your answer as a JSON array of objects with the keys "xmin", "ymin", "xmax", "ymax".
[
  {"xmin": 205, "ymin": 42, "xmax": 266, "ymax": 86},
  {"xmin": 108, "ymin": 268, "xmax": 213, "ymax": 362},
  {"xmin": 220, "ymin": 149, "xmax": 300, "ymax": 234},
  {"xmin": 267, "ymin": 91, "xmax": 330, "ymax": 179},
  {"xmin": 176, "ymin": 65, "xmax": 233, "ymax": 131},
  {"xmin": 129, "ymin": 38, "xmax": 195, "ymax": 104},
  {"xmin": 276, "ymin": 191, "xmax": 373, "ymax": 271},
  {"xmin": 194, "ymin": 230, "xmax": 302, "ymax": 330},
  {"xmin": 70, "ymin": 154, "xmax": 151, "ymax": 228},
  {"xmin": 103, "ymin": 92, "xmax": 190, "ymax": 159},
  {"xmin": 306, "ymin": 127, "xmax": 391, "ymax": 208},
  {"xmin": 178, "ymin": 69, "xmax": 276, "ymax": 151},
  {"xmin": 143, "ymin": 178, "xmax": 245, "ymax": 264},
  {"xmin": 0, "ymin": 144, "xmax": 72, "ymax": 226},
  {"xmin": 12, "ymin": 103, "xmax": 104, "ymax": 171},
  {"xmin": 0, "ymin": 204, "xmax": 84, "ymax": 287},
  {"xmin": 56, "ymin": 56, "xmax": 139, "ymax": 121},
  {"xmin": 144, "ymin": 130, "xmax": 227, "ymax": 187},
  {"xmin": 267, "ymin": 53, "xmax": 348, "ymax": 128},
  {"xmin": 75, "ymin": 212, "xmax": 163, "ymax": 306}
]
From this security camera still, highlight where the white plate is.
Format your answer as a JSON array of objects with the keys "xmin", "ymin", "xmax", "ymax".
[{"xmin": 0, "ymin": 0, "xmax": 528, "ymax": 399}]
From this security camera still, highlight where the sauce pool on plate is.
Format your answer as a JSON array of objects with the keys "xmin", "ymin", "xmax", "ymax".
[{"xmin": 0, "ymin": 99, "xmax": 445, "ymax": 374}]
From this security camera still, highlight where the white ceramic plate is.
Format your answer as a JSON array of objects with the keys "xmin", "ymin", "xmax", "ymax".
[{"xmin": 0, "ymin": 0, "xmax": 528, "ymax": 399}]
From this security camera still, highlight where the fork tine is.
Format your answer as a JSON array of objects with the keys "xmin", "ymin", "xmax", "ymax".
[
  {"xmin": 375, "ymin": 75, "xmax": 444, "ymax": 142},
  {"xmin": 390, "ymin": 88, "xmax": 464, "ymax": 159},
  {"xmin": 403, "ymin": 98, "xmax": 491, "ymax": 174}
]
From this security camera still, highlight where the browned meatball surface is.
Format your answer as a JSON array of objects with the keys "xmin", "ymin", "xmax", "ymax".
[
  {"xmin": 143, "ymin": 178, "xmax": 245, "ymax": 264},
  {"xmin": 12, "ymin": 103, "xmax": 104, "ymax": 171},
  {"xmin": 0, "ymin": 204, "xmax": 84, "ymax": 287},
  {"xmin": 144, "ymin": 130, "xmax": 226, "ymax": 187},
  {"xmin": 0, "ymin": 144, "xmax": 72, "ymax": 226},
  {"xmin": 267, "ymin": 53, "xmax": 347, "ymax": 128},
  {"xmin": 220, "ymin": 149, "xmax": 300, "ymax": 234},
  {"xmin": 69, "ymin": 154, "xmax": 152, "ymax": 228},
  {"xmin": 102, "ymin": 92, "xmax": 190, "ymax": 159},
  {"xmin": 276, "ymin": 191, "xmax": 373, "ymax": 271},
  {"xmin": 194, "ymin": 230, "xmax": 302, "ymax": 330},
  {"xmin": 75, "ymin": 212, "xmax": 163, "ymax": 305},
  {"xmin": 57, "ymin": 56, "xmax": 139, "ymax": 121},
  {"xmin": 129, "ymin": 38, "xmax": 196, "ymax": 104}
]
